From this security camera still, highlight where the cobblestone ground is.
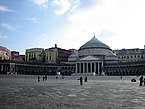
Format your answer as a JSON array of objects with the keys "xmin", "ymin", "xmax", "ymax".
[{"xmin": 0, "ymin": 75, "xmax": 145, "ymax": 109}]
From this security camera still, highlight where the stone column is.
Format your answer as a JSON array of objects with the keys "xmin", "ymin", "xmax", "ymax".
[
  {"xmin": 79, "ymin": 63, "xmax": 81, "ymax": 73},
  {"xmin": 98, "ymin": 62, "xmax": 99, "ymax": 75},
  {"xmin": 76, "ymin": 63, "xmax": 77, "ymax": 73},
  {"xmin": 101, "ymin": 62, "xmax": 103, "ymax": 75},
  {"xmin": 86, "ymin": 62, "xmax": 88, "ymax": 73},
  {"xmin": 83, "ymin": 63, "xmax": 85, "ymax": 73},
  {"xmin": 1, "ymin": 65, "xmax": 3, "ymax": 72}
]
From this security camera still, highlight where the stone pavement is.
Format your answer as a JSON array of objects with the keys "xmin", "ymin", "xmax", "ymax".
[{"xmin": 0, "ymin": 75, "xmax": 145, "ymax": 109}]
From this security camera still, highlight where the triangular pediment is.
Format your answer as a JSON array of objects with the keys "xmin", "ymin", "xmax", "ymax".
[{"xmin": 80, "ymin": 56, "xmax": 101, "ymax": 61}]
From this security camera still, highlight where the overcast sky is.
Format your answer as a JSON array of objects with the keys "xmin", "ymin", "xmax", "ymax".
[{"xmin": 0, "ymin": 0, "xmax": 145, "ymax": 54}]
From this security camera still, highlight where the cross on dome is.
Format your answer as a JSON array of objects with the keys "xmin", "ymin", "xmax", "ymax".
[{"xmin": 94, "ymin": 33, "xmax": 95, "ymax": 38}]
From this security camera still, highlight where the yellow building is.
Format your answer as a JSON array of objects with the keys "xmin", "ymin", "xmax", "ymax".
[
  {"xmin": 45, "ymin": 48, "xmax": 57, "ymax": 63},
  {"xmin": 45, "ymin": 44, "xmax": 71, "ymax": 63},
  {"xmin": 25, "ymin": 48, "xmax": 44, "ymax": 61}
]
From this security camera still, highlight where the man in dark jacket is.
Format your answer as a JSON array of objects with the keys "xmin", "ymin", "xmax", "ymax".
[{"xmin": 139, "ymin": 75, "xmax": 143, "ymax": 86}]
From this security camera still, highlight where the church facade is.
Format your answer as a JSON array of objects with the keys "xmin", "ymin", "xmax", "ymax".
[{"xmin": 75, "ymin": 36, "xmax": 118, "ymax": 75}]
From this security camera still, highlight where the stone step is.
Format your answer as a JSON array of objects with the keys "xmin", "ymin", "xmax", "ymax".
[{"xmin": 71, "ymin": 73, "xmax": 103, "ymax": 76}]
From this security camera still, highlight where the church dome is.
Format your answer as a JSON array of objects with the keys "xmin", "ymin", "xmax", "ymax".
[
  {"xmin": 68, "ymin": 54, "xmax": 78, "ymax": 58},
  {"xmin": 79, "ymin": 36, "xmax": 110, "ymax": 50},
  {"xmin": 78, "ymin": 36, "xmax": 111, "ymax": 57},
  {"xmin": 68, "ymin": 54, "xmax": 78, "ymax": 62}
]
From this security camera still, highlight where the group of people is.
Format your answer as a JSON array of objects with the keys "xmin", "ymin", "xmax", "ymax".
[
  {"xmin": 37, "ymin": 75, "xmax": 47, "ymax": 82},
  {"xmin": 38, "ymin": 75, "xmax": 145, "ymax": 86},
  {"xmin": 139, "ymin": 75, "xmax": 145, "ymax": 86},
  {"xmin": 56, "ymin": 76, "xmax": 64, "ymax": 80},
  {"xmin": 78, "ymin": 76, "xmax": 88, "ymax": 85},
  {"xmin": 38, "ymin": 75, "xmax": 65, "ymax": 82}
]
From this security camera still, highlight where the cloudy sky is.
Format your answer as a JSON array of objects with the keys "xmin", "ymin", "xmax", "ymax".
[{"xmin": 0, "ymin": 0, "xmax": 145, "ymax": 54}]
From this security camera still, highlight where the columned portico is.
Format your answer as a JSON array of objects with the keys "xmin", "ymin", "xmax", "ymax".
[{"xmin": 76, "ymin": 60, "xmax": 103, "ymax": 75}]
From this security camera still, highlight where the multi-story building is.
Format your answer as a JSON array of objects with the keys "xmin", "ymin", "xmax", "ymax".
[
  {"xmin": 45, "ymin": 44, "xmax": 71, "ymax": 63},
  {"xmin": 25, "ymin": 48, "xmax": 44, "ymax": 62},
  {"xmin": 0, "ymin": 46, "xmax": 11, "ymax": 60},
  {"xmin": 11, "ymin": 51, "xmax": 25, "ymax": 61},
  {"xmin": 113, "ymin": 48, "xmax": 145, "ymax": 62},
  {"xmin": 11, "ymin": 51, "xmax": 19, "ymax": 58},
  {"xmin": 69, "ymin": 49, "xmax": 78, "ymax": 55}
]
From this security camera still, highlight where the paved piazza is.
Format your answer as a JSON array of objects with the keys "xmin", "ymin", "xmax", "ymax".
[{"xmin": 0, "ymin": 75, "xmax": 145, "ymax": 109}]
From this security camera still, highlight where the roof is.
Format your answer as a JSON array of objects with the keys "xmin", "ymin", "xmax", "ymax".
[
  {"xmin": 105, "ymin": 51, "xmax": 116, "ymax": 57},
  {"xmin": 79, "ymin": 36, "xmax": 110, "ymax": 50},
  {"xmin": 80, "ymin": 56, "xmax": 101, "ymax": 61},
  {"xmin": 69, "ymin": 54, "xmax": 78, "ymax": 58},
  {"xmin": 0, "ymin": 46, "xmax": 10, "ymax": 52}
]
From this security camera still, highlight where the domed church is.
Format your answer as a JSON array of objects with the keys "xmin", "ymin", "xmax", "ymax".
[{"xmin": 76, "ymin": 36, "xmax": 118, "ymax": 75}]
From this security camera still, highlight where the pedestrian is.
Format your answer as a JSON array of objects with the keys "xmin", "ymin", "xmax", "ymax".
[
  {"xmin": 84, "ymin": 76, "xmax": 87, "ymax": 82},
  {"xmin": 62, "ymin": 75, "xmax": 64, "ymax": 79},
  {"xmin": 43, "ymin": 76, "xmax": 45, "ymax": 81},
  {"xmin": 38, "ymin": 76, "xmax": 40, "ymax": 82},
  {"xmin": 79, "ymin": 76, "xmax": 83, "ymax": 85},
  {"xmin": 144, "ymin": 78, "xmax": 145, "ymax": 86},
  {"xmin": 45, "ymin": 75, "xmax": 47, "ymax": 80},
  {"xmin": 139, "ymin": 75, "xmax": 143, "ymax": 86}
]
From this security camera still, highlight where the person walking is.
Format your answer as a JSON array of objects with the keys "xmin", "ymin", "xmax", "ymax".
[
  {"xmin": 85, "ymin": 76, "xmax": 87, "ymax": 82},
  {"xmin": 139, "ymin": 75, "xmax": 143, "ymax": 86},
  {"xmin": 43, "ymin": 76, "xmax": 45, "ymax": 81},
  {"xmin": 45, "ymin": 75, "xmax": 47, "ymax": 80},
  {"xmin": 38, "ymin": 76, "xmax": 40, "ymax": 82},
  {"xmin": 144, "ymin": 78, "xmax": 145, "ymax": 86},
  {"xmin": 79, "ymin": 77, "xmax": 83, "ymax": 85}
]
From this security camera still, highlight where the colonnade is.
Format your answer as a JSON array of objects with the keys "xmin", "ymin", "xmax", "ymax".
[
  {"xmin": 76, "ymin": 61, "xmax": 103, "ymax": 75},
  {"xmin": 0, "ymin": 64, "xmax": 10, "ymax": 74}
]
